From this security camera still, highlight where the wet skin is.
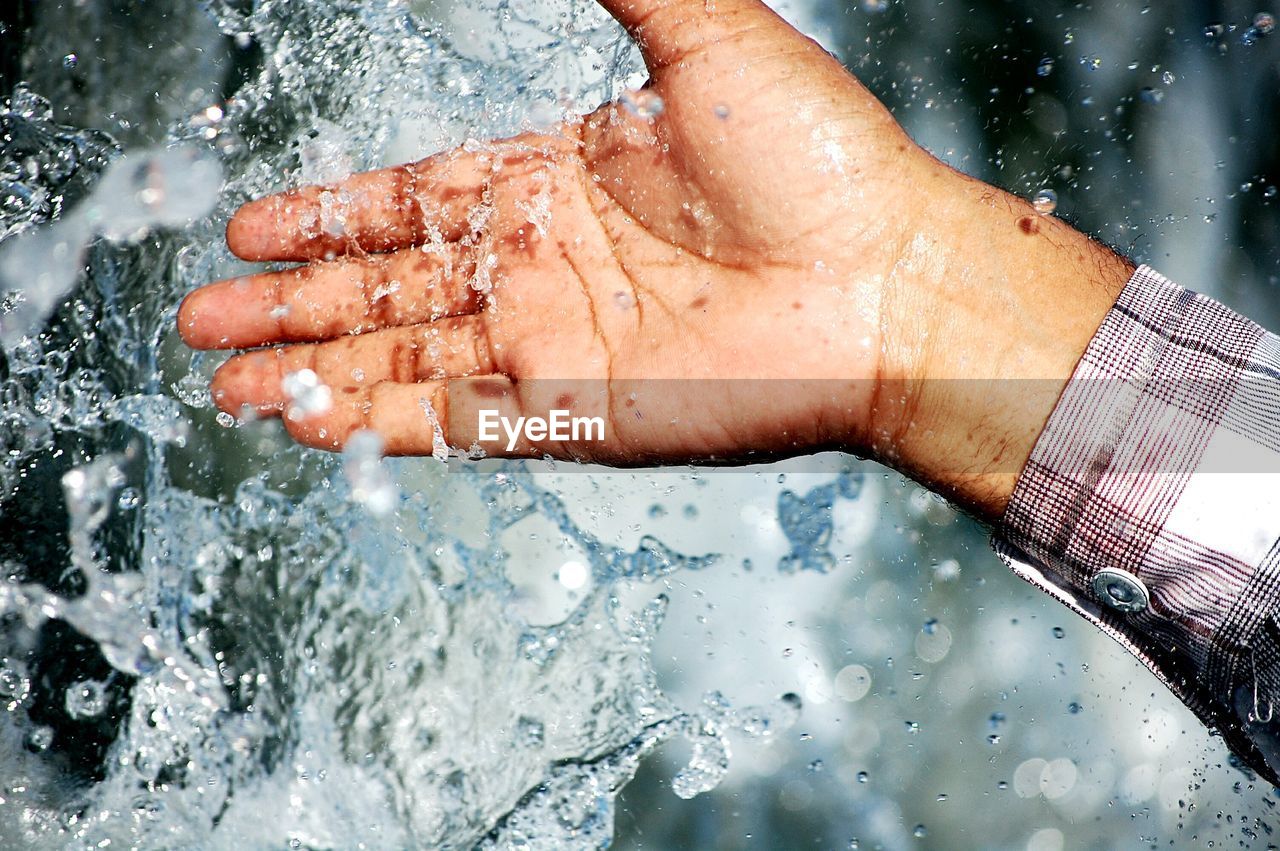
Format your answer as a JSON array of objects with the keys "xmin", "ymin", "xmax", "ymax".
[{"xmin": 178, "ymin": 0, "xmax": 1133, "ymax": 521}]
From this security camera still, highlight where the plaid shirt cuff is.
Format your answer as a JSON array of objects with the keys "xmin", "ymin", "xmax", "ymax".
[{"xmin": 993, "ymin": 265, "xmax": 1280, "ymax": 784}]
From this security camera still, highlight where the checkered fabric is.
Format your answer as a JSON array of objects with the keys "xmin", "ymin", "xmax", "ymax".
[{"xmin": 994, "ymin": 265, "xmax": 1280, "ymax": 785}]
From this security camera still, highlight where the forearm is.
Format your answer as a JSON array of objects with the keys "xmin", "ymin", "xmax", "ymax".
[{"xmin": 864, "ymin": 165, "xmax": 1135, "ymax": 521}]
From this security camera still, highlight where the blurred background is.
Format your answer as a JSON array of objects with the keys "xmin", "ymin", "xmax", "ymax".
[{"xmin": 1, "ymin": 1, "xmax": 1279, "ymax": 849}]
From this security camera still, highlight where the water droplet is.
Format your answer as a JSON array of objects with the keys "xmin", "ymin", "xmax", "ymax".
[
  {"xmin": 913, "ymin": 824, "xmax": 928, "ymax": 838},
  {"xmin": 987, "ymin": 734, "xmax": 1001, "ymax": 745},
  {"xmin": 132, "ymin": 794, "xmax": 165, "ymax": 821},
  {"xmin": 516, "ymin": 716, "xmax": 545, "ymax": 747},
  {"xmin": 989, "ymin": 711, "xmax": 1006, "ymax": 729},
  {"xmin": 905, "ymin": 720, "xmax": 920, "ymax": 734},
  {"xmin": 1068, "ymin": 701, "xmax": 1083, "ymax": 714},
  {"xmin": 808, "ymin": 759, "xmax": 824, "ymax": 773},
  {"xmin": 671, "ymin": 724, "xmax": 731, "ymax": 798},
  {"xmin": 1140, "ymin": 86, "xmax": 1165, "ymax": 104},
  {"xmin": 215, "ymin": 411, "xmax": 236, "ymax": 428},
  {"xmin": 1204, "ymin": 22, "xmax": 1226, "ymax": 38},
  {"xmin": 234, "ymin": 30, "xmax": 253, "ymax": 49},
  {"xmin": 65, "ymin": 679, "xmax": 108, "ymax": 719},
  {"xmin": 834, "ymin": 664, "xmax": 872, "ymax": 702},
  {"xmin": 922, "ymin": 618, "xmax": 938, "ymax": 635},
  {"xmin": 1255, "ymin": 12, "xmax": 1276, "ymax": 34},
  {"xmin": 282, "ymin": 368, "xmax": 333, "ymax": 419},
  {"xmin": 25, "ymin": 725, "xmax": 54, "ymax": 752},
  {"xmin": 932, "ymin": 558, "xmax": 960, "ymax": 581},
  {"xmin": 558, "ymin": 560, "xmax": 589, "ymax": 590},
  {"xmin": 0, "ymin": 666, "xmax": 31, "ymax": 703},
  {"xmin": 1032, "ymin": 188, "xmax": 1058, "ymax": 214},
  {"xmin": 936, "ymin": 793, "xmax": 948, "ymax": 802},
  {"xmin": 1052, "ymin": 626, "xmax": 1065, "ymax": 639},
  {"xmin": 1036, "ymin": 57, "xmax": 1054, "ymax": 77},
  {"xmin": 714, "ymin": 104, "xmax": 731, "ymax": 120},
  {"xmin": 620, "ymin": 89, "xmax": 665, "ymax": 120},
  {"xmin": 856, "ymin": 770, "xmax": 870, "ymax": 783},
  {"xmin": 342, "ymin": 431, "xmax": 398, "ymax": 516},
  {"xmin": 862, "ymin": 0, "xmax": 890, "ymax": 11},
  {"xmin": 62, "ymin": 53, "xmax": 78, "ymax": 70}
]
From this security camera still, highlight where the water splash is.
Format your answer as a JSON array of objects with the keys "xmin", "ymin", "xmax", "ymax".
[
  {"xmin": 342, "ymin": 430, "xmax": 400, "ymax": 516},
  {"xmin": 0, "ymin": 1, "xmax": 840, "ymax": 847},
  {"xmin": 777, "ymin": 469, "xmax": 865, "ymax": 573},
  {"xmin": 0, "ymin": 115, "xmax": 222, "ymax": 349}
]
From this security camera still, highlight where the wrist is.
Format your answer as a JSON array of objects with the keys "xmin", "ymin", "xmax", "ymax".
[{"xmin": 866, "ymin": 167, "xmax": 1134, "ymax": 520}]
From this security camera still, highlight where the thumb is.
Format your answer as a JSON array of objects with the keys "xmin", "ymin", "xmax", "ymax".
[{"xmin": 595, "ymin": 0, "xmax": 787, "ymax": 71}]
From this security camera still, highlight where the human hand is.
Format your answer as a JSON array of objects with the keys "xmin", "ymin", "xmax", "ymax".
[{"xmin": 178, "ymin": 0, "xmax": 1133, "ymax": 520}]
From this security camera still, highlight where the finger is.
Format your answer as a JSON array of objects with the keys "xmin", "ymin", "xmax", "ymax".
[
  {"xmin": 210, "ymin": 316, "xmax": 495, "ymax": 416},
  {"xmin": 594, "ymin": 0, "xmax": 782, "ymax": 70},
  {"xmin": 279, "ymin": 376, "xmax": 530, "ymax": 457},
  {"xmin": 226, "ymin": 148, "xmax": 497, "ymax": 262},
  {"xmin": 178, "ymin": 244, "xmax": 477, "ymax": 349},
  {"xmin": 281, "ymin": 380, "xmax": 451, "ymax": 455}
]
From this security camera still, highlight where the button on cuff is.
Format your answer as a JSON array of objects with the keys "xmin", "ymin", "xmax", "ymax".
[{"xmin": 1091, "ymin": 568, "xmax": 1150, "ymax": 613}]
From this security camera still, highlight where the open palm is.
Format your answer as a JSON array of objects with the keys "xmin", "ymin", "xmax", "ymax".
[{"xmin": 180, "ymin": 0, "xmax": 937, "ymax": 463}]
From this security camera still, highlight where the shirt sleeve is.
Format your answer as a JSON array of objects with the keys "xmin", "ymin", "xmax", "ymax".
[{"xmin": 992, "ymin": 264, "xmax": 1280, "ymax": 786}]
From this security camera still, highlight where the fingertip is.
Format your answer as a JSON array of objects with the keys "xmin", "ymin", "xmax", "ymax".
[
  {"xmin": 209, "ymin": 356, "xmax": 247, "ymax": 415},
  {"xmin": 211, "ymin": 351, "xmax": 285, "ymax": 418},
  {"xmin": 209, "ymin": 383, "xmax": 235, "ymax": 417},
  {"xmin": 175, "ymin": 290, "xmax": 207, "ymax": 349},
  {"xmin": 175, "ymin": 285, "xmax": 235, "ymax": 350},
  {"xmin": 281, "ymin": 407, "xmax": 345, "ymax": 452},
  {"xmin": 226, "ymin": 199, "xmax": 277, "ymax": 261}
]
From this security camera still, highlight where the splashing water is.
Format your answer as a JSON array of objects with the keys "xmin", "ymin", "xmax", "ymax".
[
  {"xmin": 0, "ymin": 130, "xmax": 222, "ymax": 350},
  {"xmin": 0, "ymin": 1, "xmax": 840, "ymax": 847},
  {"xmin": 14, "ymin": 1, "xmax": 1280, "ymax": 847},
  {"xmin": 281, "ymin": 368, "xmax": 334, "ymax": 421}
]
